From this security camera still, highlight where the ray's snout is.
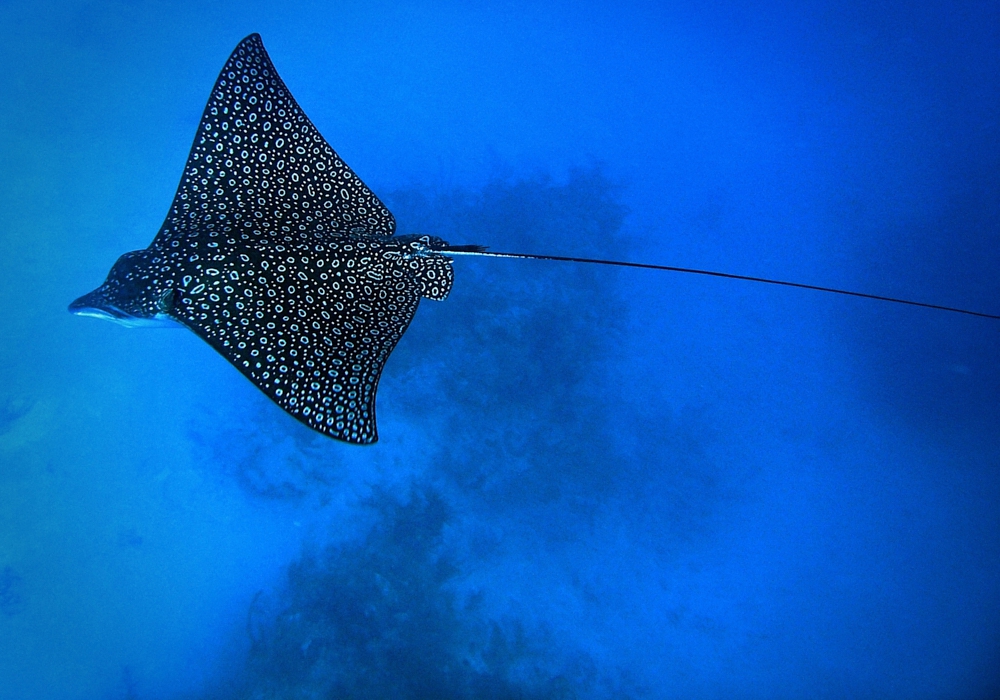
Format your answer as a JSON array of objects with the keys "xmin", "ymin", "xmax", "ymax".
[
  {"xmin": 68, "ymin": 288, "xmax": 105, "ymax": 315},
  {"xmin": 68, "ymin": 286, "xmax": 132, "ymax": 324},
  {"xmin": 68, "ymin": 286, "xmax": 127, "ymax": 324}
]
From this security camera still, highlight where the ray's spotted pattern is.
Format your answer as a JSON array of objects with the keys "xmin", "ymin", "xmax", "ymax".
[{"xmin": 70, "ymin": 34, "xmax": 463, "ymax": 444}]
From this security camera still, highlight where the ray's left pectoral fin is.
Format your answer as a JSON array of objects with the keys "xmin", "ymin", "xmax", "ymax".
[
  {"xmin": 166, "ymin": 277, "xmax": 385, "ymax": 445},
  {"xmin": 151, "ymin": 33, "xmax": 396, "ymax": 249}
]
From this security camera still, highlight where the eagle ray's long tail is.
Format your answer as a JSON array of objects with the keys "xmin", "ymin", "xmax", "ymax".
[{"xmin": 442, "ymin": 247, "xmax": 1000, "ymax": 321}]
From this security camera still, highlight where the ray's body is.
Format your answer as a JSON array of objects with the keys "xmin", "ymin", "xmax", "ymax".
[
  {"xmin": 70, "ymin": 34, "xmax": 997, "ymax": 445},
  {"xmin": 70, "ymin": 34, "xmax": 464, "ymax": 443}
]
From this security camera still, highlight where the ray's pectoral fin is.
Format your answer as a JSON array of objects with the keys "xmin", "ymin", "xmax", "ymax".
[
  {"xmin": 151, "ymin": 33, "xmax": 396, "ymax": 250},
  {"xmin": 167, "ymin": 247, "xmax": 422, "ymax": 445}
]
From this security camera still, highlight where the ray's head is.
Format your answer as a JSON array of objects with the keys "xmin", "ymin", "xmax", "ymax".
[{"xmin": 68, "ymin": 249, "xmax": 176, "ymax": 328}]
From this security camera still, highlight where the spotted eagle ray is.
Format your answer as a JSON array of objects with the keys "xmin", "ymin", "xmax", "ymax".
[{"xmin": 69, "ymin": 34, "xmax": 999, "ymax": 444}]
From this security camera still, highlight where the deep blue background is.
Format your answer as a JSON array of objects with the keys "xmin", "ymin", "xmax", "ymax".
[{"xmin": 0, "ymin": 1, "xmax": 998, "ymax": 698}]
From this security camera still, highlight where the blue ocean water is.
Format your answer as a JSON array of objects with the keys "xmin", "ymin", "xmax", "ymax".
[{"xmin": 1, "ymin": 1, "xmax": 998, "ymax": 698}]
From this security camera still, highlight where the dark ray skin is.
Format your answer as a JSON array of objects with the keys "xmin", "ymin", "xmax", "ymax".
[{"xmin": 69, "ymin": 34, "xmax": 465, "ymax": 444}]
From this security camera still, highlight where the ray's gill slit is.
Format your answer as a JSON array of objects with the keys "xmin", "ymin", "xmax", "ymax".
[{"xmin": 68, "ymin": 33, "xmax": 1000, "ymax": 444}]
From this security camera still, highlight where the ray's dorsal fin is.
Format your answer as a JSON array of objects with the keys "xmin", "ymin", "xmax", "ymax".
[{"xmin": 153, "ymin": 33, "xmax": 395, "ymax": 250}]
